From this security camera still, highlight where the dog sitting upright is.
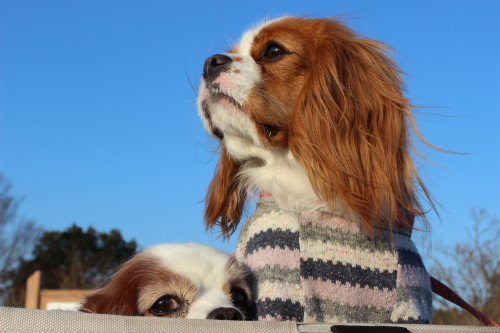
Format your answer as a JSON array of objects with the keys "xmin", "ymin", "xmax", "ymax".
[
  {"xmin": 198, "ymin": 17, "xmax": 434, "ymax": 323},
  {"xmin": 80, "ymin": 243, "xmax": 255, "ymax": 320}
]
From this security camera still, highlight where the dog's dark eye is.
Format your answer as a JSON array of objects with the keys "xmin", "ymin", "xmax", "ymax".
[
  {"xmin": 263, "ymin": 42, "xmax": 286, "ymax": 61},
  {"xmin": 150, "ymin": 295, "xmax": 182, "ymax": 316},
  {"xmin": 257, "ymin": 123, "xmax": 279, "ymax": 138},
  {"xmin": 230, "ymin": 286, "xmax": 248, "ymax": 307}
]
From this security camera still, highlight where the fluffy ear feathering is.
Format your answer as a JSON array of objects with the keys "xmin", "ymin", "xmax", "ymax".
[
  {"xmin": 80, "ymin": 255, "xmax": 159, "ymax": 316},
  {"xmin": 200, "ymin": 17, "xmax": 435, "ymax": 236},
  {"xmin": 205, "ymin": 145, "xmax": 247, "ymax": 236}
]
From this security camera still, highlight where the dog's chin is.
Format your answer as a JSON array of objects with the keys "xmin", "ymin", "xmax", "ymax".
[
  {"xmin": 210, "ymin": 93, "xmax": 241, "ymax": 110},
  {"xmin": 201, "ymin": 93, "xmax": 245, "ymax": 141}
]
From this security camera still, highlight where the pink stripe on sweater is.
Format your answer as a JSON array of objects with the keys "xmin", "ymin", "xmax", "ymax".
[
  {"xmin": 244, "ymin": 246, "xmax": 301, "ymax": 270},
  {"xmin": 302, "ymin": 277, "xmax": 397, "ymax": 310}
]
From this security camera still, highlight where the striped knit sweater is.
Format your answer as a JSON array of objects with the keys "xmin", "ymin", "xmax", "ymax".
[{"xmin": 235, "ymin": 195, "xmax": 432, "ymax": 323}]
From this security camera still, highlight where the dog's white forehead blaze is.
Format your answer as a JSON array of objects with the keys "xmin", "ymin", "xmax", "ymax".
[
  {"xmin": 146, "ymin": 243, "xmax": 232, "ymax": 288},
  {"xmin": 145, "ymin": 243, "xmax": 236, "ymax": 319},
  {"xmin": 235, "ymin": 17, "xmax": 288, "ymax": 55},
  {"xmin": 237, "ymin": 25, "xmax": 261, "ymax": 55}
]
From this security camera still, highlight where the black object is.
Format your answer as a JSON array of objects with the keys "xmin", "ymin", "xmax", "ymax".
[{"xmin": 331, "ymin": 325, "xmax": 411, "ymax": 333}]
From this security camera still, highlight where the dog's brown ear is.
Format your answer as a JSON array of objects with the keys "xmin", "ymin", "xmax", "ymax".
[
  {"xmin": 289, "ymin": 18, "xmax": 431, "ymax": 233},
  {"xmin": 204, "ymin": 145, "xmax": 246, "ymax": 237},
  {"xmin": 80, "ymin": 256, "xmax": 149, "ymax": 316}
]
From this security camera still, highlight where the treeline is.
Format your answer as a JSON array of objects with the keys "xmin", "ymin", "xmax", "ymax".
[{"xmin": 0, "ymin": 174, "xmax": 138, "ymax": 306}]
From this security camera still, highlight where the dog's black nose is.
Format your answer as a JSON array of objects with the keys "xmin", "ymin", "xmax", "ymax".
[
  {"xmin": 206, "ymin": 307, "xmax": 243, "ymax": 321},
  {"xmin": 203, "ymin": 54, "xmax": 232, "ymax": 81}
]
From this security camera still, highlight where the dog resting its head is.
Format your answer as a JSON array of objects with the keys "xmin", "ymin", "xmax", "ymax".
[
  {"xmin": 198, "ymin": 16, "xmax": 434, "ymax": 236},
  {"xmin": 80, "ymin": 243, "xmax": 254, "ymax": 320}
]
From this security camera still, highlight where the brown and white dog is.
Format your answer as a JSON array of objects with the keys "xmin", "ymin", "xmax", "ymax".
[
  {"xmin": 197, "ymin": 17, "xmax": 438, "ymax": 323},
  {"xmin": 80, "ymin": 243, "xmax": 255, "ymax": 320},
  {"xmin": 198, "ymin": 16, "xmax": 434, "ymax": 235}
]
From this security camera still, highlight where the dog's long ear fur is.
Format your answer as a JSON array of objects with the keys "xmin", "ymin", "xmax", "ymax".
[
  {"xmin": 204, "ymin": 145, "xmax": 246, "ymax": 237},
  {"xmin": 80, "ymin": 256, "xmax": 153, "ymax": 316},
  {"xmin": 289, "ymin": 19, "xmax": 432, "ymax": 233}
]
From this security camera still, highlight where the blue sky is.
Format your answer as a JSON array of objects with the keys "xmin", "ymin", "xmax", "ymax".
[{"xmin": 1, "ymin": 1, "xmax": 499, "ymax": 265}]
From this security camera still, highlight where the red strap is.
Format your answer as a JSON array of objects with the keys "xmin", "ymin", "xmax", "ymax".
[{"xmin": 430, "ymin": 276, "xmax": 499, "ymax": 327}]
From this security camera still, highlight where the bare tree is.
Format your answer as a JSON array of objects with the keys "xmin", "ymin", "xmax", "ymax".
[
  {"xmin": 431, "ymin": 209, "xmax": 500, "ymax": 325},
  {"xmin": 0, "ymin": 174, "xmax": 42, "ymax": 304}
]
